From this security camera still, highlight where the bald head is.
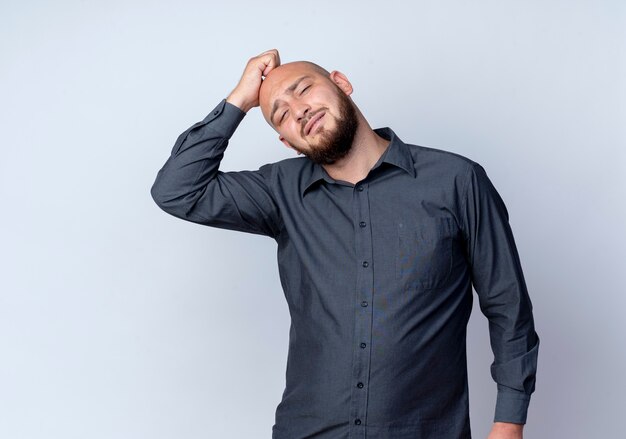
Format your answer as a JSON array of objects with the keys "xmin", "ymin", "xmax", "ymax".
[
  {"xmin": 259, "ymin": 61, "xmax": 333, "ymax": 127},
  {"xmin": 292, "ymin": 61, "xmax": 331, "ymax": 77}
]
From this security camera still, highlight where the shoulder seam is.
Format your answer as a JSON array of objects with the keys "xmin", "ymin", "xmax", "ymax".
[
  {"xmin": 407, "ymin": 143, "xmax": 477, "ymax": 166},
  {"xmin": 458, "ymin": 161, "xmax": 476, "ymax": 240},
  {"xmin": 262, "ymin": 161, "xmax": 286, "ymax": 240}
]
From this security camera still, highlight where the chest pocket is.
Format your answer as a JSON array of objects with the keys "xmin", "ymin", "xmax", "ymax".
[{"xmin": 396, "ymin": 216, "xmax": 454, "ymax": 291}]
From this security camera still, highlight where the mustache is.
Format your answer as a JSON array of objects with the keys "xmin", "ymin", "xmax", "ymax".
[{"xmin": 301, "ymin": 108, "xmax": 326, "ymax": 135}]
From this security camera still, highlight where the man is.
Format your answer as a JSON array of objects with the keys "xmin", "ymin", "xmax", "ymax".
[{"xmin": 150, "ymin": 49, "xmax": 540, "ymax": 439}]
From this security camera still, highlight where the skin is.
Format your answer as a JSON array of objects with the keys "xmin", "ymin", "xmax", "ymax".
[
  {"xmin": 225, "ymin": 49, "xmax": 525, "ymax": 439},
  {"xmin": 226, "ymin": 49, "xmax": 391, "ymax": 185},
  {"xmin": 258, "ymin": 62, "xmax": 359, "ymax": 166}
]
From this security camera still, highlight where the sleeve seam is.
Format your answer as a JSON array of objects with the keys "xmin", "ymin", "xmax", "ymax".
[{"xmin": 458, "ymin": 161, "xmax": 474, "ymax": 240}]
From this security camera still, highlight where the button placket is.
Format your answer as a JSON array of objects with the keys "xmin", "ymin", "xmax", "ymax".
[{"xmin": 349, "ymin": 182, "xmax": 373, "ymax": 438}]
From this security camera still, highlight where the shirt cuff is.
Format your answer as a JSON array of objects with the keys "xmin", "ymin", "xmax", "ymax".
[
  {"xmin": 199, "ymin": 98, "xmax": 247, "ymax": 139},
  {"xmin": 494, "ymin": 386, "xmax": 531, "ymax": 424}
]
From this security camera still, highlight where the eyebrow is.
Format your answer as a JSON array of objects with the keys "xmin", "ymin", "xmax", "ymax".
[{"xmin": 270, "ymin": 75, "xmax": 312, "ymax": 126}]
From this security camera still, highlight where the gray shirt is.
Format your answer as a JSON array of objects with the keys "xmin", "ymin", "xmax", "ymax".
[{"xmin": 150, "ymin": 98, "xmax": 540, "ymax": 439}]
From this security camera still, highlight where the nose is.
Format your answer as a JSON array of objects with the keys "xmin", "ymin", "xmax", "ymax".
[{"xmin": 294, "ymin": 103, "xmax": 311, "ymax": 123}]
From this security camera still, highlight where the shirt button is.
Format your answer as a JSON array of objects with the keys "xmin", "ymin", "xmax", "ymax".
[
  {"xmin": 361, "ymin": 300, "xmax": 368, "ymax": 307},
  {"xmin": 360, "ymin": 342, "xmax": 367, "ymax": 348},
  {"xmin": 359, "ymin": 221, "xmax": 366, "ymax": 228},
  {"xmin": 357, "ymin": 185, "xmax": 364, "ymax": 191},
  {"xmin": 357, "ymin": 382, "xmax": 364, "ymax": 388},
  {"xmin": 362, "ymin": 261, "xmax": 369, "ymax": 267},
  {"xmin": 354, "ymin": 419, "xmax": 362, "ymax": 425}
]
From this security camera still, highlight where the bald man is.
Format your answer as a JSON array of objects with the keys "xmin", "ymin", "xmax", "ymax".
[{"xmin": 151, "ymin": 49, "xmax": 539, "ymax": 439}]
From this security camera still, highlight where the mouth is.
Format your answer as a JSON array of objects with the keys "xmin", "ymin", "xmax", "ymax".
[{"xmin": 304, "ymin": 111, "xmax": 326, "ymax": 136}]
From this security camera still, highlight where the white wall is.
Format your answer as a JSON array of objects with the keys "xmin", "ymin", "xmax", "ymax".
[{"xmin": 1, "ymin": 1, "xmax": 624, "ymax": 437}]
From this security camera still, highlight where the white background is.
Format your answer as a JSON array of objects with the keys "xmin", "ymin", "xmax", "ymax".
[{"xmin": 1, "ymin": 1, "xmax": 624, "ymax": 437}]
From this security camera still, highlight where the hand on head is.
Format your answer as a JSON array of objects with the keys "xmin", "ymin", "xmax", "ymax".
[{"xmin": 226, "ymin": 49, "xmax": 281, "ymax": 113}]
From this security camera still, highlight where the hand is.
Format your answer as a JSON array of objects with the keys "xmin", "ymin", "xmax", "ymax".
[
  {"xmin": 487, "ymin": 421, "xmax": 523, "ymax": 439},
  {"xmin": 226, "ymin": 49, "xmax": 281, "ymax": 113}
]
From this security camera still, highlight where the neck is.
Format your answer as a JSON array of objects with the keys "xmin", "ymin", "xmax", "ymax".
[{"xmin": 321, "ymin": 118, "xmax": 390, "ymax": 185}]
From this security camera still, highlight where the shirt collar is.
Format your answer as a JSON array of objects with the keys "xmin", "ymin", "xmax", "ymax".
[{"xmin": 301, "ymin": 127, "xmax": 416, "ymax": 197}]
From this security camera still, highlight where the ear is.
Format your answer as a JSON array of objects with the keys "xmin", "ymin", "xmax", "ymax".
[
  {"xmin": 329, "ymin": 70, "xmax": 353, "ymax": 96},
  {"xmin": 280, "ymin": 136, "xmax": 302, "ymax": 155}
]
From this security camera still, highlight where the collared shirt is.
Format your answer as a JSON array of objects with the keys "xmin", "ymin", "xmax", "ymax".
[{"xmin": 151, "ymin": 98, "xmax": 540, "ymax": 439}]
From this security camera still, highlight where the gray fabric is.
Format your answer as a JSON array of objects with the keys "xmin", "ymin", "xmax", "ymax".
[{"xmin": 151, "ymin": 98, "xmax": 539, "ymax": 439}]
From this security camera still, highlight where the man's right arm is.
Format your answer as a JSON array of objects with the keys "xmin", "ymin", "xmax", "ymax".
[{"xmin": 150, "ymin": 49, "xmax": 284, "ymax": 238}]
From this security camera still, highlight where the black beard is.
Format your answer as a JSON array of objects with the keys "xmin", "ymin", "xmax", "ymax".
[{"xmin": 294, "ymin": 88, "xmax": 359, "ymax": 165}]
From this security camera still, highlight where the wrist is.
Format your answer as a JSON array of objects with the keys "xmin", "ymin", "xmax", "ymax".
[
  {"xmin": 493, "ymin": 421, "xmax": 524, "ymax": 432},
  {"xmin": 226, "ymin": 92, "xmax": 252, "ymax": 113}
]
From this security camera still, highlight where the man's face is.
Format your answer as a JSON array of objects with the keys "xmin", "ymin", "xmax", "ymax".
[{"xmin": 259, "ymin": 64, "xmax": 359, "ymax": 165}]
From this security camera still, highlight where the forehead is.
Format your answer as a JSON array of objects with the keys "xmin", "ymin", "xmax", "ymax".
[
  {"xmin": 260, "ymin": 65, "xmax": 321, "ymax": 122},
  {"xmin": 263, "ymin": 63, "xmax": 318, "ymax": 96}
]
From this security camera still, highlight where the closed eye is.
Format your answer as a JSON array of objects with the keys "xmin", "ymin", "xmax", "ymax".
[{"xmin": 278, "ymin": 85, "xmax": 310, "ymax": 124}]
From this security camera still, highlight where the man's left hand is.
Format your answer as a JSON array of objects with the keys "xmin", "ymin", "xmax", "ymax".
[{"xmin": 487, "ymin": 421, "xmax": 524, "ymax": 439}]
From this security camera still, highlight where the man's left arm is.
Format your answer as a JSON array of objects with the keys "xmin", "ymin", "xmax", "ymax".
[{"xmin": 459, "ymin": 161, "xmax": 540, "ymax": 437}]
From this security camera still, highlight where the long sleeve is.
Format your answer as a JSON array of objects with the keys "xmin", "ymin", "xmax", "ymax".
[
  {"xmin": 150, "ymin": 99, "xmax": 282, "ymax": 239},
  {"xmin": 460, "ymin": 161, "xmax": 540, "ymax": 424}
]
